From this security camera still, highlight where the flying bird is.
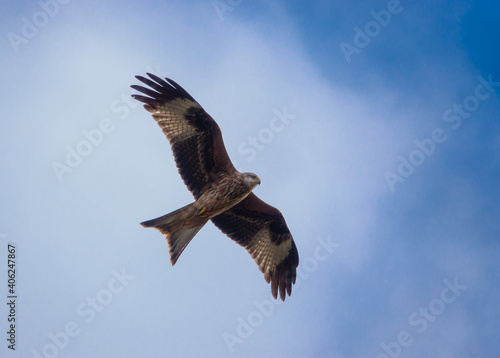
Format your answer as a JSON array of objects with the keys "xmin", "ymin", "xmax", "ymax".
[{"xmin": 131, "ymin": 73, "xmax": 299, "ymax": 301}]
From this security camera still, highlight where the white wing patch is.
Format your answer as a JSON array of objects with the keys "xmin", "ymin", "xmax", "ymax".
[
  {"xmin": 145, "ymin": 98, "xmax": 203, "ymax": 142},
  {"xmin": 247, "ymin": 229, "xmax": 292, "ymax": 282}
]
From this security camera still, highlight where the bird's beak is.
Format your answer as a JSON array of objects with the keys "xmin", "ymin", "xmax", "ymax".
[{"xmin": 255, "ymin": 178, "xmax": 261, "ymax": 185}]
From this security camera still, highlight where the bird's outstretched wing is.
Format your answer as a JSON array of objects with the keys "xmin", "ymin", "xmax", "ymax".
[
  {"xmin": 131, "ymin": 73, "xmax": 235, "ymax": 199},
  {"xmin": 211, "ymin": 193, "xmax": 299, "ymax": 301}
]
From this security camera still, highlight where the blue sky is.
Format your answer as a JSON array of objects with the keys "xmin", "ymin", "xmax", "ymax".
[{"xmin": 1, "ymin": 0, "xmax": 499, "ymax": 357}]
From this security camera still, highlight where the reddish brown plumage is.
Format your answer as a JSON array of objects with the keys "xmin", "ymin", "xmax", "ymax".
[{"xmin": 132, "ymin": 73, "xmax": 299, "ymax": 301}]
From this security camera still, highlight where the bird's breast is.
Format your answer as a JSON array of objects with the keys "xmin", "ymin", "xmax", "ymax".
[{"xmin": 195, "ymin": 177, "xmax": 253, "ymax": 218}]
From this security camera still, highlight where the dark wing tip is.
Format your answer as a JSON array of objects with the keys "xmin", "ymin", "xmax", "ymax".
[
  {"xmin": 145, "ymin": 72, "xmax": 170, "ymax": 87},
  {"xmin": 130, "ymin": 94, "xmax": 157, "ymax": 108},
  {"xmin": 131, "ymin": 73, "xmax": 195, "ymax": 103},
  {"xmin": 271, "ymin": 240, "xmax": 299, "ymax": 301}
]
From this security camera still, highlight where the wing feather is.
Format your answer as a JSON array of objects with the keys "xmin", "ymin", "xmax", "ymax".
[
  {"xmin": 211, "ymin": 193, "xmax": 299, "ymax": 301},
  {"xmin": 131, "ymin": 74, "xmax": 235, "ymax": 198}
]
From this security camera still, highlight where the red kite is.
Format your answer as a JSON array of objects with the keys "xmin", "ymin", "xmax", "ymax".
[{"xmin": 132, "ymin": 74, "xmax": 299, "ymax": 301}]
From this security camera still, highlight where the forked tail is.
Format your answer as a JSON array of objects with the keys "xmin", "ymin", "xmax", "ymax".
[{"xmin": 141, "ymin": 203, "xmax": 209, "ymax": 265}]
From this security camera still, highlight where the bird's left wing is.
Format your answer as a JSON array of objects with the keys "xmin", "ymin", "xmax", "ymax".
[
  {"xmin": 210, "ymin": 193, "xmax": 299, "ymax": 301},
  {"xmin": 131, "ymin": 73, "xmax": 236, "ymax": 199}
]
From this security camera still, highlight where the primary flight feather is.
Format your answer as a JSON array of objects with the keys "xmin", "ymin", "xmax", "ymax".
[{"xmin": 131, "ymin": 73, "xmax": 299, "ymax": 301}]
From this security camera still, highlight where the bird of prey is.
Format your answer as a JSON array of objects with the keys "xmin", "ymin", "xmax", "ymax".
[{"xmin": 131, "ymin": 73, "xmax": 299, "ymax": 301}]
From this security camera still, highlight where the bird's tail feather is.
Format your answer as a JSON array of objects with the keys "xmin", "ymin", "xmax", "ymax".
[{"xmin": 141, "ymin": 203, "xmax": 209, "ymax": 265}]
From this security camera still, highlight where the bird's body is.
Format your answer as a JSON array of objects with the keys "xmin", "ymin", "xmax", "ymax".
[
  {"xmin": 132, "ymin": 73, "xmax": 299, "ymax": 301},
  {"xmin": 195, "ymin": 172, "xmax": 261, "ymax": 218},
  {"xmin": 141, "ymin": 171, "xmax": 261, "ymax": 265}
]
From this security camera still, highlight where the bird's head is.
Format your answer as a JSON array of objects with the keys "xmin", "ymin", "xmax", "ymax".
[{"xmin": 243, "ymin": 172, "xmax": 261, "ymax": 190}]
